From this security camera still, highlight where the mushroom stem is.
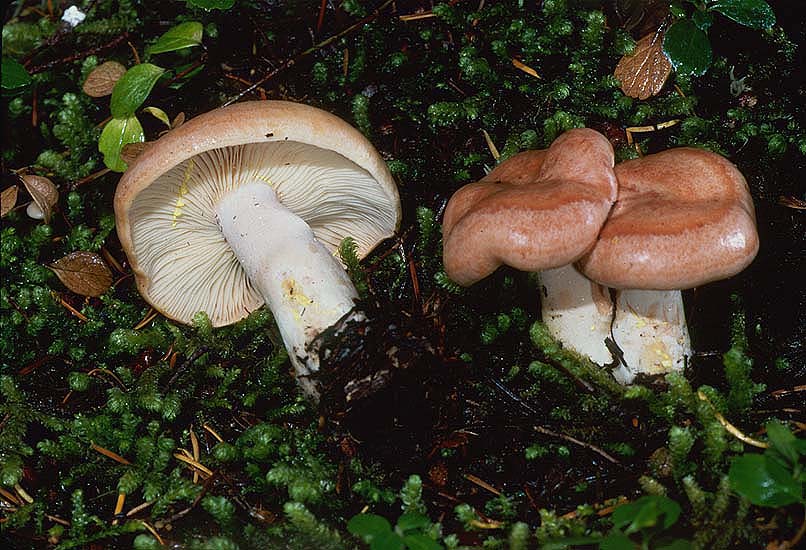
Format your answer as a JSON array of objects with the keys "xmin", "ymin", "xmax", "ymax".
[
  {"xmin": 610, "ymin": 289, "xmax": 691, "ymax": 384},
  {"xmin": 539, "ymin": 264, "xmax": 615, "ymax": 365},
  {"xmin": 216, "ymin": 182, "xmax": 360, "ymax": 397}
]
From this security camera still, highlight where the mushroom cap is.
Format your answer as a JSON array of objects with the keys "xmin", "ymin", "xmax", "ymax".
[
  {"xmin": 442, "ymin": 128, "xmax": 617, "ymax": 286},
  {"xmin": 577, "ymin": 147, "xmax": 759, "ymax": 290},
  {"xmin": 115, "ymin": 100, "xmax": 400, "ymax": 326}
]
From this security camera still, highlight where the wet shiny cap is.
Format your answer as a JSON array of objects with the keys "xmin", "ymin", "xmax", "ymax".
[
  {"xmin": 578, "ymin": 147, "xmax": 759, "ymax": 290},
  {"xmin": 442, "ymin": 128, "xmax": 617, "ymax": 286}
]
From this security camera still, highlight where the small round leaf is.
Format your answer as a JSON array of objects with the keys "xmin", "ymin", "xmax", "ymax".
[
  {"xmin": 82, "ymin": 61, "xmax": 127, "ymax": 97},
  {"xmin": 110, "ymin": 63, "xmax": 166, "ymax": 118},
  {"xmin": 22, "ymin": 174, "xmax": 58, "ymax": 224},
  {"xmin": 49, "ymin": 251, "xmax": 114, "ymax": 297},
  {"xmin": 663, "ymin": 19, "xmax": 712, "ymax": 76},
  {"xmin": 99, "ymin": 116, "xmax": 145, "ymax": 172},
  {"xmin": 709, "ymin": 0, "xmax": 776, "ymax": 30},
  {"xmin": 146, "ymin": 22, "xmax": 203, "ymax": 56},
  {"xmin": 1, "ymin": 57, "xmax": 31, "ymax": 90},
  {"xmin": 1, "ymin": 185, "xmax": 18, "ymax": 217}
]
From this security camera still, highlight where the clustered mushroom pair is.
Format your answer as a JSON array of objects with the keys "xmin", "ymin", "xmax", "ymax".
[
  {"xmin": 115, "ymin": 100, "xmax": 758, "ymax": 397},
  {"xmin": 442, "ymin": 128, "xmax": 759, "ymax": 383}
]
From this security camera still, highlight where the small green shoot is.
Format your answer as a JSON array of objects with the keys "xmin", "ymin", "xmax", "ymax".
[{"xmin": 347, "ymin": 512, "xmax": 442, "ymax": 550}]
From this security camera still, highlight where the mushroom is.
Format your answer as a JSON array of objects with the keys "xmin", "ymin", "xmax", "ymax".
[
  {"xmin": 577, "ymin": 147, "xmax": 759, "ymax": 383},
  {"xmin": 442, "ymin": 128, "xmax": 618, "ymax": 364},
  {"xmin": 114, "ymin": 100, "xmax": 401, "ymax": 397}
]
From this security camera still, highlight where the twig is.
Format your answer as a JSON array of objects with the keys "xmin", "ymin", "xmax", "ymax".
[
  {"xmin": 91, "ymin": 442, "xmax": 132, "ymax": 465},
  {"xmin": 481, "ymin": 129, "xmax": 500, "ymax": 160},
  {"xmin": 224, "ymin": 73, "xmax": 268, "ymax": 99},
  {"xmin": 464, "ymin": 473, "xmax": 501, "ymax": 496},
  {"xmin": 697, "ymin": 391, "xmax": 769, "ymax": 448},
  {"xmin": 126, "ymin": 500, "xmax": 154, "ymax": 517},
  {"xmin": 511, "ymin": 58, "xmax": 541, "ymax": 79},
  {"xmin": 112, "ymin": 492, "xmax": 125, "ymax": 525},
  {"xmin": 487, "ymin": 376, "xmax": 619, "ymax": 464},
  {"xmin": 316, "ymin": 0, "xmax": 327, "ymax": 32},
  {"xmin": 71, "ymin": 168, "xmax": 111, "ymax": 190},
  {"xmin": 164, "ymin": 347, "xmax": 208, "ymax": 389},
  {"xmin": 399, "ymin": 12, "xmax": 436, "ymax": 21},
  {"xmin": 203, "ymin": 424, "xmax": 224, "ymax": 443},
  {"xmin": 52, "ymin": 292, "xmax": 88, "ymax": 322},
  {"xmin": 223, "ymin": 0, "xmax": 396, "ymax": 106},
  {"xmin": 133, "ymin": 308, "xmax": 159, "ymax": 330},
  {"xmin": 174, "ymin": 451, "xmax": 213, "ymax": 477},
  {"xmin": 27, "ymin": 33, "xmax": 130, "ymax": 74}
]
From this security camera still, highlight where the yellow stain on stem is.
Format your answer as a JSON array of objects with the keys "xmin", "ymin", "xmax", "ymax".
[
  {"xmin": 172, "ymin": 159, "xmax": 195, "ymax": 227},
  {"xmin": 282, "ymin": 278, "xmax": 315, "ymax": 322}
]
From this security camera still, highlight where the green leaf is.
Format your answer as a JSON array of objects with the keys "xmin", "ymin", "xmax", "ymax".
[
  {"xmin": 692, "ymin": 9, "xmax": 714, "ymax": 30},
  {"xmin": 396, "ymin": 512, "xmax": 431, "ymax": 534},
  {"xmin": 708, "ymin": 0, "xmax": 775, "ymax": 29},
  {"xmin": 766, "ymin": 421, "xmax": 800, "ymax": 466},
  {"xmin": 600, "ymin": 532, "xmax": 635, "ymax": 550},
  {"xmin": 99, "ymin": 116, "xmax": 144, "ymax": 172},
  {"xmin": 728, "ymin": 453, "xmax": 803, "ymax": 506},
  {"xmin": 402, "ymin": 533, "xmax": 443, "ymax": 550},
  {"xmin": 188, "ymin": 0, "xmax": 235, "ymax": 10},
  {"xmin": 146, "ymin": 22, "xmax": 203, "ymax": 56},
  {"xmin": 110, "ymin": 63, "xmax": 166, "ymax": 118},
  {"xmin": 371, "ymin": 530, "xmax": 406, "ymax": 550},
  {"xmin": 663, "ymin": 19, "xmax": 712, "ymax": 76},
  {"xmin": 612, "ymin": 495, "xmax": 681, "ymax": 534},
  {"xmin": 1, "ymin": 57, "xmax": 31, "ymax": 90},
  {"xmin": 142, "ymin": 106, "xmax": 171, "ymax": 128},
  {"xmin": 348, "ymin": 514, "xmax": 393, "ymax": 539},
  {"xmin": 540, "ymin": 537, "xmax": 603, "ymax": 549},
  {"xmin": 657, "ymin": 539, "xmax": 694, "ymax": 550}
]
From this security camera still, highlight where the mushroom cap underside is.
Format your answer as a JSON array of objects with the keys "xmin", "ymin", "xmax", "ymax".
[
  {"xmin": 578, "ymin": 147, "xmax": 759, "ymax": 290},
  {"xmin": 114, "ymin": 100, "xmax": 401, "ymax": 326}
]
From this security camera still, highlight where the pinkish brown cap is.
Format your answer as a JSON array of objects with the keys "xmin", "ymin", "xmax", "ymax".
[
  {"xmin": 442, "ymin": 128, "xmax": 617, "ymax": 286},
  {"xmin": 114, "ymin": 100, "xmax": 400, "ymax": 326},
  {"xmin": 577, "ymin": 148, "xmax": 759, "ymax": 290}
]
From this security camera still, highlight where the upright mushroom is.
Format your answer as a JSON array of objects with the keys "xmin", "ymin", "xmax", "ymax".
[
  {"xmin": 442, "ymin": 128, "xmax": 618, "ymax": 364},
  {"xmin": 578, "ymin": 147, "xmax": 759, "ymax": 383},
  {"xmin": 115, "ymin": 100, "xmax": 401, "ymax": 397}
]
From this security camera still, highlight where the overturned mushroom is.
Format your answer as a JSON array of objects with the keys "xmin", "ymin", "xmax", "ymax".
[
  {"xmin": 115, "ymin": 100, "xmax": 401, "ymax": 397},
  {"xmin": 578, "ymin": 147, "xmax": 759, "ymax": 383},
  {"xmin": 442, "ymin": 128, "xmax": 618, "ymax": 364}
]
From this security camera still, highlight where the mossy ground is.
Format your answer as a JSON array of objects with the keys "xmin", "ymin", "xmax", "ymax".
[{"xmin": 1, "ymin": 1, "xmax": 804, "ymax": 549}]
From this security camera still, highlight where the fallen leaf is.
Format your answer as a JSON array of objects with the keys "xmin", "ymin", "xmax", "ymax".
[
  {"xmin": 142, "ymin": 106, "xmax": 171, "ymax": 128},
  {"xmin": 49, "ymin": 251, "xmax": 113, "ymax": 297},
  {"xmin": 22, "ymin": 174, "xmax": 58, "ymax": 223},
  {"xmin": 612, "ymin": 0, "xmax": 669, "ymax": 37},
  {"xmin": 120, "ymin": 141, "xmax": 153, "ymax": 165},
  {"xmin": 171, "ymin": 112, "xmax": 185, "ymax": 129},
  {"xmin": 1, "ymin": 185, "xmax": 18, "ymax": 217},
  {"xmin": 614, "ymin": 29, "xmax": 672, "ymax": 100},
  {"xmin": 83, "ymin": 61, "xmax": 127, "ymax": 98}
]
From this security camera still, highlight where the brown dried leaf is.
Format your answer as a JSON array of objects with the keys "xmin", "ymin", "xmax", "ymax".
[
  {"xmin": 22, "ymin": 174, "xmax": 58, "ymax": 223},
  {"xmin": 120, "ymin": 142, "xmax": 153, "ymax": 165},
  {"xmin": 171, "ymin": 111, "xmax": 185, "ymax": 129},
  {"xmin": 613, "ymin": 0, "xmax": 669, "ymax": 37},
  {"xmin": 614, "ymin": 30, "xmax": 672, "ymax": 100},
  {"xmin": 49, "ymin": 251, "xmax": 113, "ymax": 297},
  {"xmin": 82, "ymin": 61, "xmax": 127, "ymax": 98},
  {"xmin": 1, "ymin": 186, "xmax": 18, "ymax": 217}
]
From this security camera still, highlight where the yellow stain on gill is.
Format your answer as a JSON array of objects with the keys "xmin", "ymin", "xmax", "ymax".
[
  {"xmin": 172, "ymin": 159, "xmax": 195, "ymax": 228},
  {"xmin": 254, "ymin": 174, "xmax": 276, "ymax": 188}
]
